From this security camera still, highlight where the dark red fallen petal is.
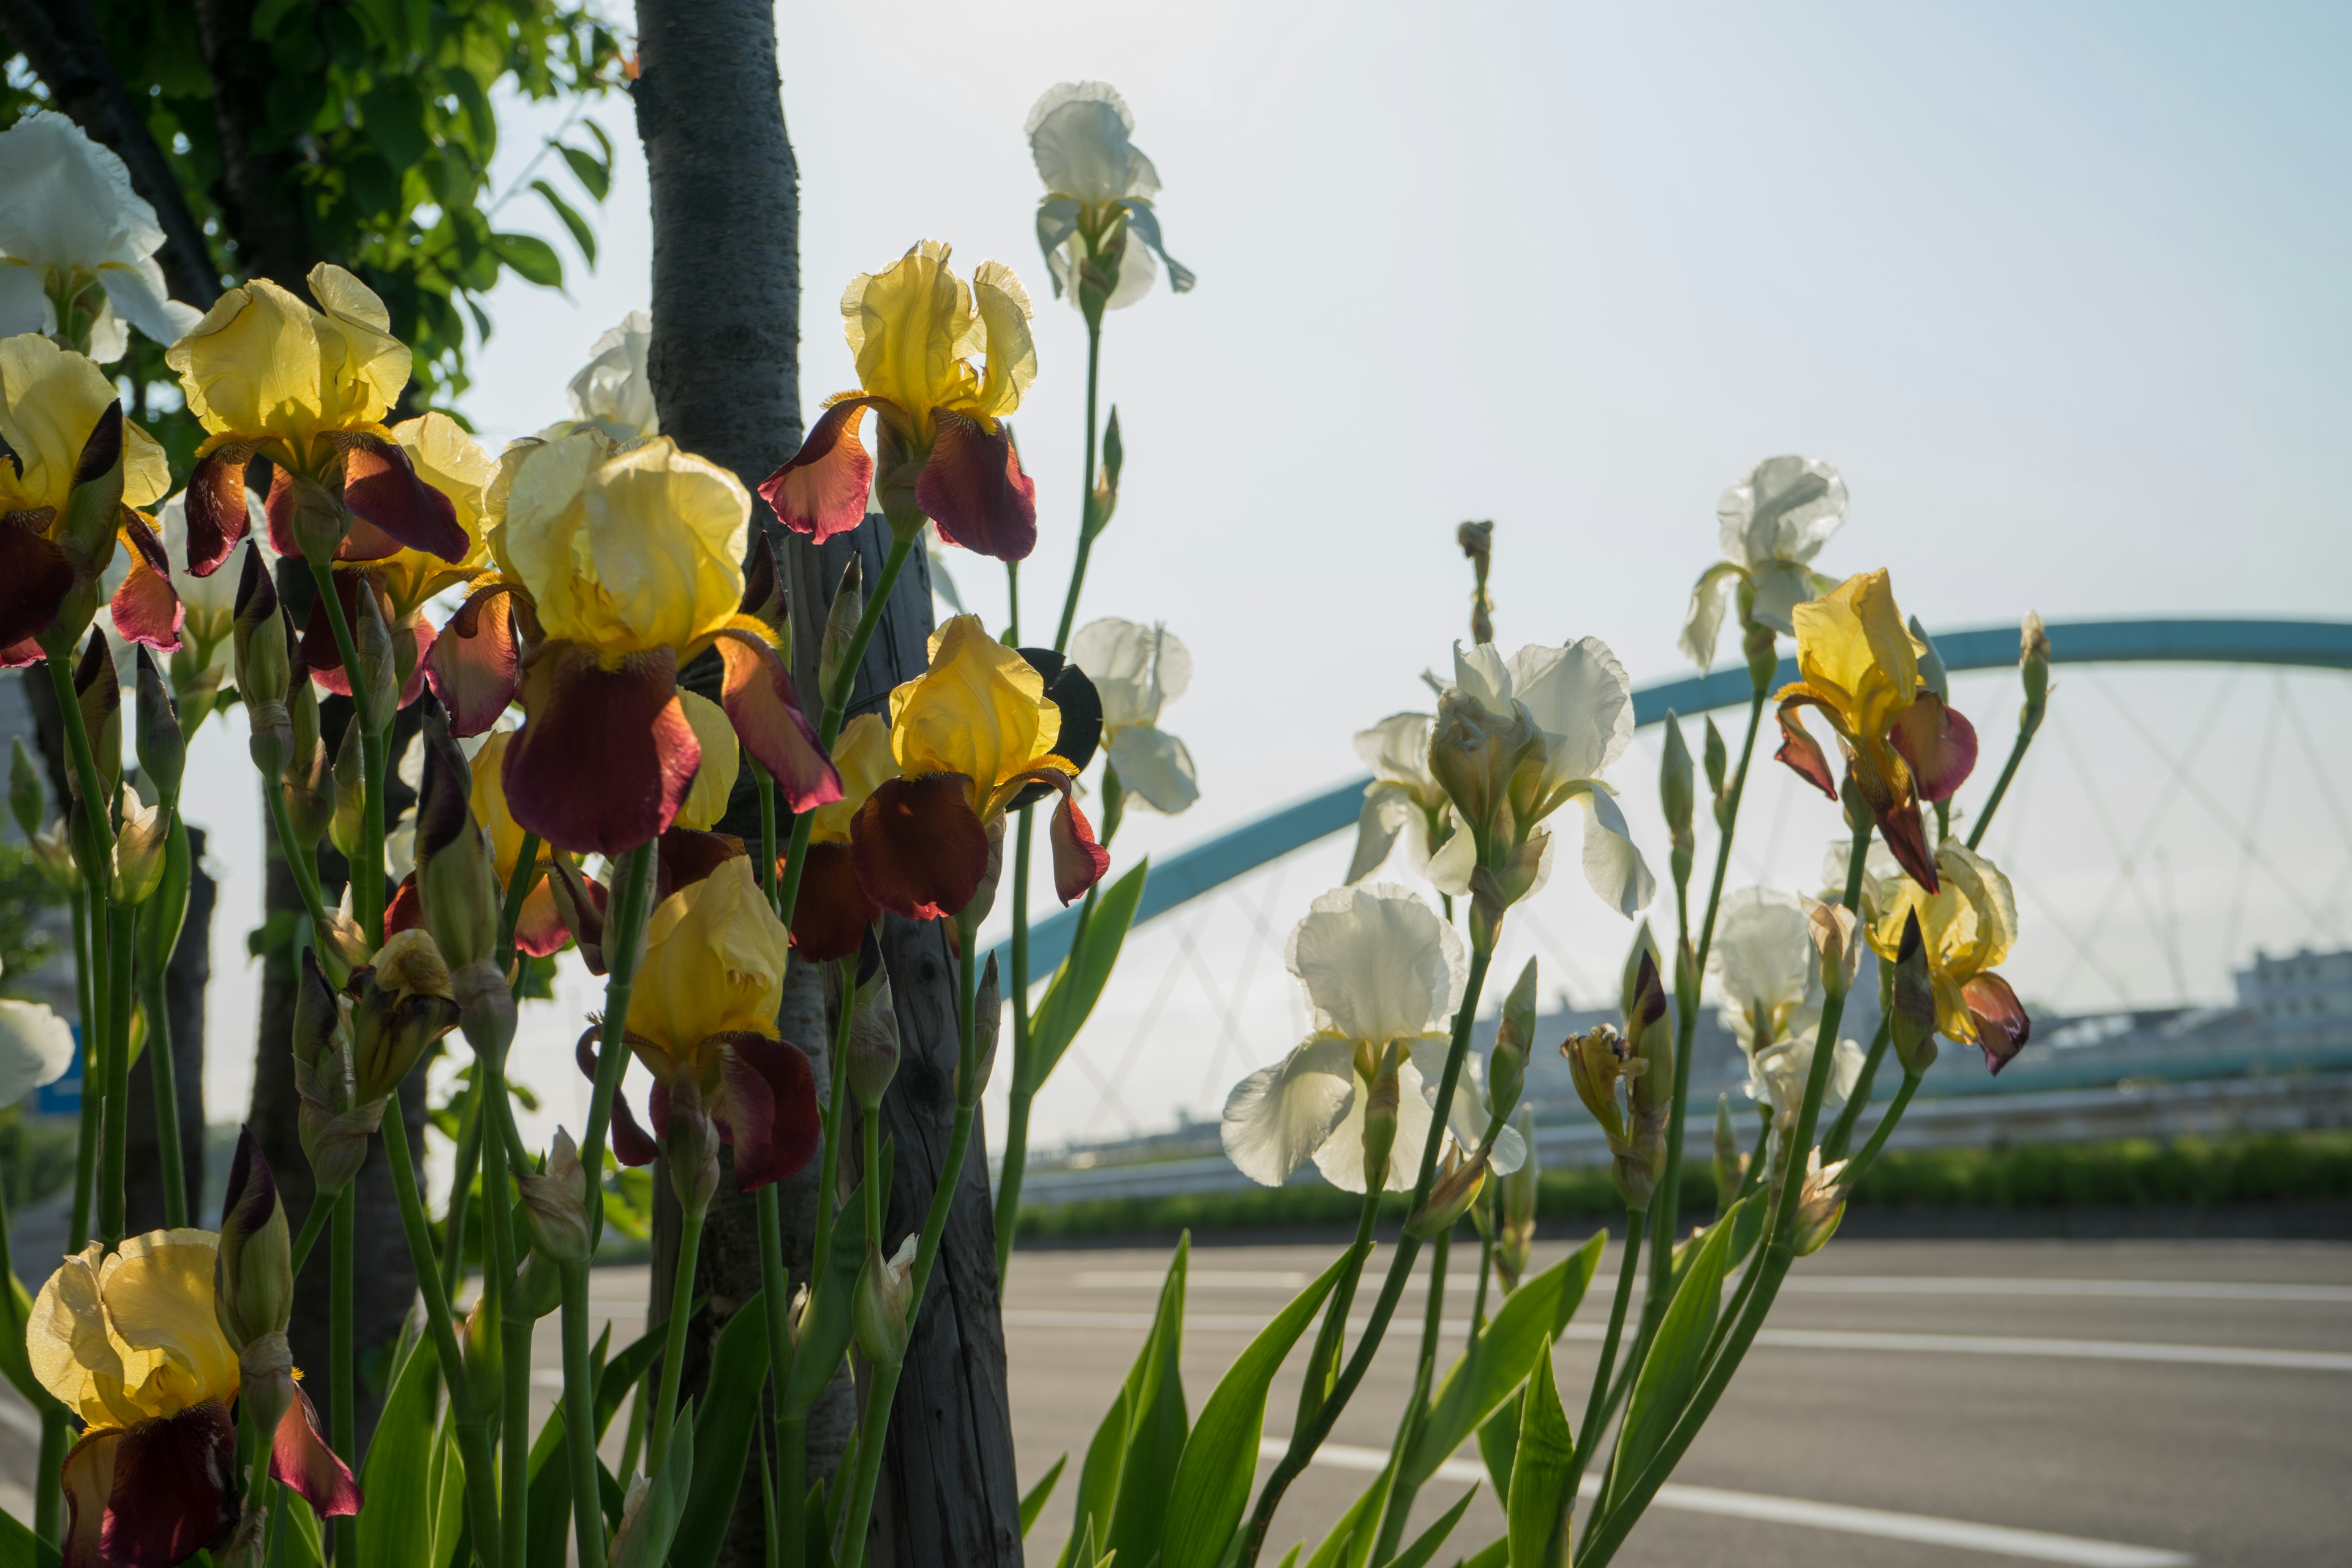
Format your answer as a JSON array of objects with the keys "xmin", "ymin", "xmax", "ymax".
[
  {"xmin": 108, "ymin": 542, "xmax": 183, "ymax": 652},
  {"xmin": 656, "ymin": 827, "xmax": 744, "ymax": 902},
  {"xmin": 513, "ymin": 878, "xmax": 571, "ymax": 959},
  {"xmin": 1963, "ymin": 971, "xmax": 2032, "ymax": 1073},
  {"xmin": 503, "ymin": 643, "xmax": 699, "ymax": 857},
  {"xmin": 1889, "ymin": 692, "xmax": 1979, "ymax": 804},
  {"xmin": 1874, "ymin": 794, "xmax": 1941, "ymax": 894},
  {"xmin": 335, "ymin": 432, "xmax": 469, "ymax": 562},
  {"xmin": 789, "ymin": 839, "xmax": 879, "ymax": 961},
  {"xmin": 383, "ymin": 872, "xmax": 421, "ymax": 936},
  {"xmin": 758, "ymin": 396, "xmax": 878, "ymax": 543},
  {"xmin": 0, "ymin": 514, "xmax": 74, "ymax": 652},
  {"xmin": 850, "ymin": 772, "xmax": 989, "ymax": 921},
  {"xmin": 59, "ymin": 1424, "xmax": 120, "ymax": 1568},
  {"xmin": 184, "ymin": 442, "xmax": 257, "ymax": 577},
  {"xmin": 271, "ymin": 1381, "xmax": 361, "ymax": 1518},
  {"xmin": 716, "ymin": 1031, "xmax": 821, "ymax": 1188},
  {"xmin": 1774, "ymin": 696, "xmax": 1840, "ymax": 801},
  {"xmin": 712, "ymin": 629, "xmax": 842, "ymax": 814},
  {"xmin": 424, "ymin": 585, "xmax": 519, "ymax": 737},
  {"xmin": 100, "ymin": 1398, "xmax": 238, "ymax": 1566},
  {"xmin": 547, "ymin": 855, "xmax": 609, "ymax": 974},
  {"xmin": 917, "ymin": 408, "xmax": 1038, "ymax": 562}
]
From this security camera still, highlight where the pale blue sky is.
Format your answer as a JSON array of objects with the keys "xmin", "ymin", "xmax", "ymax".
[{"xmin": 181, "ymin": 2, "xmax": 2352, "ymax": 1144}]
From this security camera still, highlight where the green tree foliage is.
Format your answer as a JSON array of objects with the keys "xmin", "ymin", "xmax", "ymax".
[{"xmin": 1, "ymin": 0, "xmax": 624, "ymax": 466}]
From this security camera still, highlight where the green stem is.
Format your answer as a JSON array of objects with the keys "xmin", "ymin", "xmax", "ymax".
[
  {"xmin": 582, "ymin": 842, "xmax": 656, "ymax": 1246},
  {"xmin": 1820, "ymin": 1007, "xmax": 1894, "ymax": 1163},
  {"xmin": 67, "ymin": 891, "xmax": 98, "ymax": 1255},
  {"xmin": 1966, "ymin": 715, "xmax": 2041, "ymax": 851},
  {"xmin": 835, "ymin": 1359, "xmax": 900, "ymax": 1568},
  {"xmin": 754, "ymin": 1183, "xmax": 793, "ymax": 1494},
  {"xmin": 753, "ymin": 763, "xmax": 782, "ymax": 914},
  {"xmin": 494, "ymin": 832, "xmax": 543, "ymax": 974},
  {"xmin": 1294, "ymin": 1177, "xmax": 1381, "ymax": 1441},
  {"xmin": 560, "ymin": 1263, "xmax": 608, "ymax": 1568},
  {"xmin": 647, "ymin": 1200, "xmax": 707, "ymax": 1477},
  {"xmin": 331, "ymin": 1181, "xmax": 358, "ymax": 1568},
  {"xmin": 1566, "ymin": 1210, "xmax": 1643, "ymax": 1502},
  {"xmin": 779, "ymin": 1415, "xmax": 809, "ymax": 1568},
  {"xmin": 1005, "ymin": 561, "xmax": 1020, "ymax": 645},
  {"xmin": 382, "ymin": 1112, "xmax": 504, "ymax": 1567},
  {"xmin": 995, "ymin": 804, "xmax": 1037, "ymax": 1280},
  {"xmin": 36, "ymin": 1406, "xmax": 63, "ymax": 1544},
  {"xmin": 1371, "ymin": 1226, "xmax": 1451, "ymax": 1562},
  {"xmin": 811, "ymin": 959, "xmax": 856, "ymax": 1304},
  {"xmin": 1469, "ymin": 1212, "xmax": 1494, "ymax": 1341},
  {"xmin": 290, "ymin": 1192, "xmax": 330, "ymax": 1280},
  {"xmin": 1578, "ymin": 816, "xmax": 1875, "ymax": 1568},
  {"xmin": 1839, "ymin": 1071, "xmax": 1921, "ymax": 1186},
  {"xmin": 439, "ymin": 1070, "xmax": 485, "ymax": 1304},
  {"xmin": 97, "ymin": 901, "xmax": 132, "ymax": 1248},
  {"xmin": 1646, "ymin": 692, "xmax": 1763, "ymax": 1356},
  {"xmin": 360, "ymin": 727, "xmax": 388, "ymax": 947},
  {"xmin": 138, "ymin": 962, "xmax": 187, "ymax": 1227},
  {"xmin": 1050, "ymin": 312, "xmax": 1107, "ymax": 655},
  {"xmin": 478, "ymin": 1050, "xmax": 528, "ymax": 1568},
  {"xmin": 1240, "ymin": 940, "xmax": 1498, "ymax": 1567},
  {"xmin": 263, "ymin": 785, "xmax": 342, "ymax": 980}
]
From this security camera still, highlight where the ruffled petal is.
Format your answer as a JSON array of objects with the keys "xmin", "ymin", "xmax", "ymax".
[
  {"xmin": 1962, "ymin": 971, "xmax": 2032, "ymax": 1074},
  {"xmin": 100, "ymin": 1398, "xmax": 239, "ymax": 1566},
  {"xmin": 1888, "ymin": 691, "xmax": 1979, "ymax": 805},
  {"xmin": 849, "ymin": 772, "xmax": 990, "ymax": 921},
  {"xmin": 1774, "ymin": 692, "xmax": 1841, "ymax": 801},
  {"xmin": 654, "ymin": 826, "xmax": 744, "ymax": 903},
  {"xmin": 757, "ymin": 396, "xmax": 879, "ymax": 543},
  {"xmin": 108, "ymin": 535, "xmax": 183, "ymax": 652},
  {"xmin": 1345, "ymin": 783, "xmax": 1411, "ymax": 886},
  {"xmin": 716, "ymin": 1032, "xmax": 821, "ymax": 1188},
  {"xmin": 1286, "ymin": 883, "xmax": 1463, "ymax": 1044},
  {"xmin": 1574, "ymin": 787, "xmax": 1655, "ymax": 918},
  {"xmin": 1874, "ymin": 794, "xmax": 1941, "ymax": 895},
  {"xmin": 916, "ymin": 408, "xmax": 1037, "ymax": 562},
  {"xmin": 504, "ymin": 643, "xmax": 699, "ymax": 856},
  {"xmin": 788, "ymin": 839, "xmax": 880, "ymax": 962},
  {"xmin": 1219, "ymin": 1033, "xmax": 1358, "ymax": 1188},
  {"xmin": 271, "ymin": 1380, "xmax": 362, "ymax": 1518},
  {"xmin": 712, "ymin": 627, "xmax": 842, "ymax": 813},
  {"xmin": 334, "ymin": 431, "xmax": 470, "ymax": 562},
  {"xmin": 1678, "ymin": 560, "xmax": 1742, "ymax": 671},
  {"xmin": 1107, "ymin": 725, "xmax": 1199, "ymax": 815},
  {"xmin": 423, "ymin": 584, "xmax": 519, "ymax": 737},
  {"xmin": 181, "ymin": 441, "xmax": 256, "ymax": 578},
  {"xmin": 0, "ymin": 514, "xmax": 74, "ymax": 650}
]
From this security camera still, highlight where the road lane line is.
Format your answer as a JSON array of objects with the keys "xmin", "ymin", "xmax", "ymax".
[
  {"xmin": 1070, "ymin": 1270, "xmax": 2352, "ymax": 1304},
  {"xmin": 1260, "ymin": 1439, "xmax": 2195, "ymax": 1567},
  {"xmin": 1006, "ymin": 1310, "xmax": 2352, "ymax": 1371}
]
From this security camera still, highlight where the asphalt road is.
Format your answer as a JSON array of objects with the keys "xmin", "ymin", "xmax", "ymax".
[{"xmin": 2, "ymin": 1237, "xmax": 2343, "ymax": 1567}]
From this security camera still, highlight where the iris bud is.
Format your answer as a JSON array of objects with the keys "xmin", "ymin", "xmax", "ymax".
[
  {"xmin": 519, "ymin": 1129, "xmax": 593, "ymax": 1268},
  {"xmin": 1359, "ymin": 1062, "xmax": 1401, "ymax": 1189},
  {"xmin": 513, "ymin": 1251, "xmax": 564, "ymax": 1321},
  {"xmin": 72, "ymin": 633, "xmax": 121, "ymax": 802},
  {"xmin": 414, "ymin": 717, "xmax": 500, "ymax": 971},
  {"xmin": 1703, "ymin": 715, "xmax": 1728, "ymax": 828},
  {"xmin": 1489, "ymin": 957, "xmax": 1537, "ymax": 1122},
  {"xmin": 214, "ymin": 1127, "xmax": 294, "ymax": 1353},
  {"xmin": 352, "ymin": 582, "xmax": 399, "ymax": 737},
  {"xmin": 134, "ymin": 648, "xmax": 184, "ymax": 809},
  {"xmin": 283, "ymin": 467, "xmax": 349, "ymax": 565},
  {"xmin": 281, "ymin": 729, "xmax": 334, "ymax": 849},
  {"xmin": 1741, "ymin": 601, "xmax": 1777, "ymax": 696},
  {"xmin": 845, "ymin": 979, "xmax": 900, "ymax": 1113},
  {"xmin": 1407, "ymin": 1145, "xmax": 1488, "ymax": 1239},
  {"xmin": 1889, "ymin": 908, "xmax": 1940, "ymax": 1077},
  {"xmin": 233, "ymin": 551, "xmax": 293, "ymax": 777},
  {"xmin": 291, "ymin": 949, "xmax": 382, "ymax": 1194},
  {"xmin": 350, "ymin": 929, "xmax": 459, "ymax": 1100},
  {"xmin": 1494, "ymin": 1104, "xmax": 1538, "ymax": 1292},
  {"xmin": 1428, "ymin": 686, "xmax": 1537, "ymax": 851},
  {"xmin": 1790, "ymin": 1153, "xmax": 1850, "ymax": 1256},
  {"xmin": 959, "ymin": 953, "xmax": 1001, "ymax": 1107},
  {"xmin": 329, "ymin": 720, "xmax": 366, "ymax": 861},
  {"xmin": 1660, "ymin": 710, "xmax": 1694, "ymax": 891},
  {"xmin": 110, "ymin": 787, "xmax": 170, "ymax": 904},
  {"xmin": 665, "ymin": 1078, "xmax": 720, "ymax": 1218},
  {"xmin": 853, "ymin": 1237, "xmax": 916, "ymax": 1368},
  {"xmin": 2020, "ymin": 612, "xmax": 2051, "ymax": 733},
  {"xmin": 818, "ymin": 554, "xmax": 864, "ymax": 701}
]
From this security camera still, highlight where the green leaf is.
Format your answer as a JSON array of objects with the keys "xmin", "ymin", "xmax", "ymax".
[
  {"xmin": 358, "ymin": 1329, "xmax": 443, "ymax": 1568},
  {"xmin": 1028, "ymin": 858, "xmax": 1148, "ymax": 1089},
  {"xmin": 0, "ymin": 1503, "xmax": 60, "ymax": 1567},
  {"xmin": 0, "ymin": 1273, "xmax": 43, "ymax": 1406},
  {"xmin": 427, "ymin": 1408, "xmax": 466, "ymax": 1568},
  {"xmin": 559, "ymin": 143, "xmax": 612, "ymax": 202},
  {"xmin": 1457, "ymin": 1538, "xmax": 1510, "ymax": 1568},
  {"xmin": 611, "ymin": 1398, "xmax": 695, "ymax": 1568},
  {"xmin": 359, "ymin": 77, "xmax": 429, "ymax": 168},
  {"xmin": 1403, "ymin": 1234, "xmax": 1602, "ymax": 1489},
  {"xmin": 1504, "ymin": 1354, "xmax": 1574, "ymax": 1568},
  {"xmin": 1020, "ymin": 1453, "xmax": 1067, "ymax": 1537},
  {"xmin": 1302, "ymin": 1472, "xmax": 1382, "ymax": 1568},
  {"xmin": 532, "ymin": 179, "xmax": 596, "ymax": 265},
  {"xmin": 1159, "ymin": 1250, "xmax": 1350, "ymax": 1568},
  {"xmin": 1105, "ymin": 1232, "xmax": 1188, "ymax": 1565},
  {"xmin": 1476, "ymin": 1403, "xmax": 1517, "ymax": 1513},
  {"xmin": 1606, "ymin": 1198, "xmax": 1743, "ymax": 1516},
  {"xmin": 670, "ymin": 1293, "xmax": 777, "ymax": 1568},
  {"xmin": 1383, "ymin": 1484, "xmax": 1477, "ymax": 1568},
  {"xmin": 783, "ymin": 1164, "xmax": 881, "ymax": 1417},
  {"xmin": 489, "ymin": 232, "xmax": 563, "ymax": 288},
  {"xmin": 1057, "ymin": 1378, "xmax": 1129, "ymax": 1568},
  {"xmin": 596, "ymin": 1328, "xmax": 661, "ymax": 1438}
]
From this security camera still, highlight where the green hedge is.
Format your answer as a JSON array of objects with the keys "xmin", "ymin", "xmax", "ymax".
[{"xmin": 1016, "ymin": 1133, "xmax": 2352, "ymax": 1242}]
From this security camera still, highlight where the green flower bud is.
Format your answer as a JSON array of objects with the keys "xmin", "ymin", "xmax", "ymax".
[
  {"xmin": 414, "ymin": 716, "xmax": 501, "ymax": 970},
  {"xmin": 328, "ymin": 720, "xmax": 366, "ymax": 861},
  {"xmin": 1659, "ymin": 711, "xmax": 1694, "ymax": 874},
  {"xmin": 959, "ymin": 952, "xmax": 1000, "ymax": 1108},
  {"xmin": 853, "ymin": 1237, "xmax": 916, "ymax": 1368},
  {"xmin": 1889, "ymin": 908, "xmax": 1940, "ymax": 1077},
  {"xmin": 134, "ymin": 646, "xmax": 184, "ymax": 809},
  {"xmin": 214, "ymin": 1127, "xmax": 293, "ymax": 1352},
  {"xmin": 1790, "ymin": 1153, "xmax": 1850, "ymax": 1256},
  {"xmin": 2020, "ymin": 612, "xmax": 2051, "ymax": 731},
  {"xmin": 1494, "ymin": 1104, "xmax": 1538, "ymax": 1292},
  {"xmin": 1703, "ymin": 715, "xmax": 1728, "ymax": 828},
  {"xmin": 665, "ymin": 1079, "xmax": 720, "ymax": 1219},
  {"xmin": 1488, "ymin": 956, "xmax": 1537, "ymax": 1121},
  {"xmin": 818, "ymin": 554, "xmax": 864, "ymax": 701},
  {"xmin": 846, "ymin": 980, "xmax": 900, "ymax": 1114},
  {"xmin": 110, "ymin": 786, "xmax": 170, "ymax": 905},
  {"xmin": 291, "ymin": 949, "xmax": 384, "ymax": 1194},
  {"xmin": 351, "ymin": 581, "xmax": 399, "ymax": 737},
  {"xmin": 1711, "ymin": 1093, "xmax": 1746, "ymax": 1211},
  {"xmin": 1359, "ymin": 1061, "xmax": 1401, "ymax": 1191},
  {"xmin": 1406, "ymin": 1145, "xmax": 1489, "ymax": 1239},
  {"xmin": 519, "ymin": 1129, "xmax": 593, "ymax": 1269},
  {"xmin": 233, "ymin": 551, "xmax": 293, "ymax": 777},
  {"xmin": 72, "ymin": 633, "xmax": 120, "ymax": 803}
]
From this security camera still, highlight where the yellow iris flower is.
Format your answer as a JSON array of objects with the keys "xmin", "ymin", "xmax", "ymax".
[
  {"xmin": 1866, "ymin": 839, "xmax": 2032, "ymax": 1071},
  {"xmin": 375, "ymin": 412, "xmax": 496, "ymax": 619},
  {"xmin": 29, "ymin": 1230, "xmax": 238, "ymax": 1432}
]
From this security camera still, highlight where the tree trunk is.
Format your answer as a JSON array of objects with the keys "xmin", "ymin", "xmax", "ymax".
[
  {"xmin": 788, "ymin": 523, "xmax": 1023, "ymax": 1568},
  {"xmin": 191, "ymin": 0, "xmax": 319, "ymax": 287},
  {"xmin": 123, "ymin": 827, "xmax": 211, "ymax": 1232}
]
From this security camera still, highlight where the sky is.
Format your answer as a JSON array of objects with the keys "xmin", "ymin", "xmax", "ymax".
[{"xmin": 168, "ymin": 1, "xmax": 2352, "ymax": 1155}]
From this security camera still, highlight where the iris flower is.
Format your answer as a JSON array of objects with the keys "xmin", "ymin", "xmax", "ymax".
[
  {"xmin": 1343, "ymin": 712, "xmax": 1453, "ymax": 885},
  {"xmin": 1068, "ymin": 617, "xmax": 1199, "ymax": 815},
  {"xmin": 1025, "ymin": 81, "xmax": 1194, "ymax": 310},
  {"xmin": 0, "ymin": 111, "xmax": 203, "ymax": 363},
  {"xmin": 0, "ymin": 997, "xmax": 75, "ymax": 1107},
  {"xmin": 1427, "ymin": 638, "xmax": 1655, "ymax": 918},
  {"xmin": 1220, "ymin": 884, "xmax": 1525, "ymax": 1193},
  {"xmin": 784, "ymin": 713, "xmax": 895, "ymax": 960},
  {"xmin": 760, "ymin": 242, "xmax": 1039, "ymax": 560},
  {"xmin": 1864, "ymin": 839, "xmax": 2032, "ymax": 1072},
  {"xmin": 0, "ymin": 334, "xmax": 171, "ymax": 665},
  {"xmin": 1709, "ymin": 886, "xmax": 1866, "ymax": 1128},
  {"xmin": 592, "ymin": 853, "xmax": 821, "ymax": 1189},
  {"xmin": 565, "ymin": 310, "xmax": 659, "ymax": 438},
  {"xmin": 1774, "ymin": 570, "xmax": 1977, "ymax": 892},
  {"xmin": 30, "ymin": 1230, "xmax": 357, "ymax": 1567},
  {"xmin": 166, "ymin": 265, "xmax": 469, "ymax": 579},
  {"xmin": 431, "ymin": 429, "xmax": 837, "ymax": 856},
  {"xmin": 140, "ymin": 488, "xmax": 270, "ymax": 693},
  {"xmin": 1680, "ymin": 456, "xmax": 1849, "ymax": 669},
  {"xmin": 458, "ymin": 729, "xmax": 571, "ymax": 958},
  {"xmin": 850, "ymin": 614, "xmax": 1108, "ymax": 922}
]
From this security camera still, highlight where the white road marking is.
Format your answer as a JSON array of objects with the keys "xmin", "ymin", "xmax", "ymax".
[
  {"xmin": 1071, "ymin": 1269, "xmax": 2352, "ymax": 1305},
  {"xmin": 1261, "ymin": 1438, "xmax": 2195, "ymax": 1567},
  {"xmin": 1005, "ymin": 1310, "xmax": 2352, "ymax": 1371}
]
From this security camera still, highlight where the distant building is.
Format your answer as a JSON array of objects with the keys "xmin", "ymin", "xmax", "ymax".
[{"xmin": 2236, "ymin": 949, "xmax": 2352, "ymax": 1020}]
